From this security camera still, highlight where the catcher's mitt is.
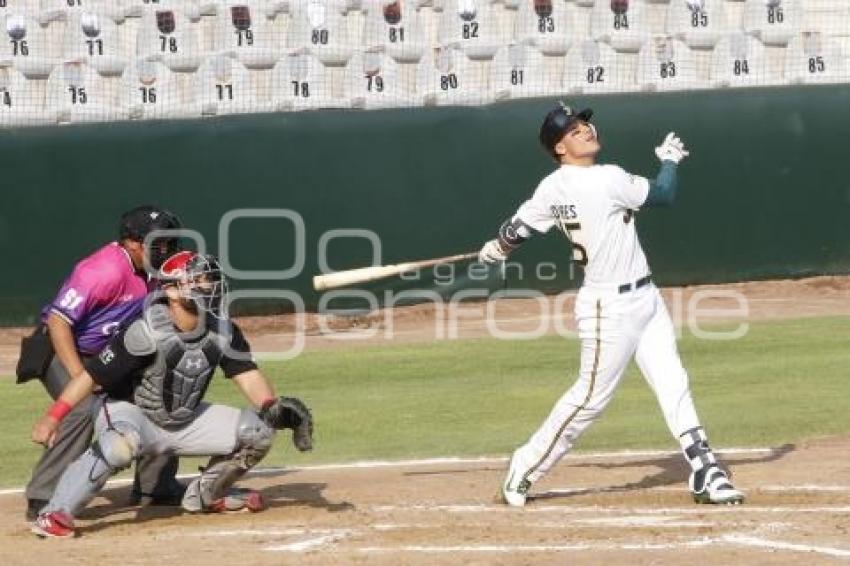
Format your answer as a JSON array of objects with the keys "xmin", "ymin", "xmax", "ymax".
[{"xmin": 259, "ymin": 397, "xmax": 313, "ymax": 452}]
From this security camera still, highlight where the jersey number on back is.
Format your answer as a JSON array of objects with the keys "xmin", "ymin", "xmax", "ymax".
[
  {"xmin": 562, "ymin": 222, "xmax": 588, "ymax": 266},
  {"xmin": 553, "ymin": 207, "xmax": 588, "ymax": 266}
]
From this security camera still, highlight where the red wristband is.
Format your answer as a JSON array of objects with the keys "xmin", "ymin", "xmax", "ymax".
[{"xmin": 47, "ymin": 400, "xmax": 73, "ymax": 422}]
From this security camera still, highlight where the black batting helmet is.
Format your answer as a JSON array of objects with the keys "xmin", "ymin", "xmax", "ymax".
[{"xmin": 539, "ymin": 102, "xmax": 593, "ymax": 160}]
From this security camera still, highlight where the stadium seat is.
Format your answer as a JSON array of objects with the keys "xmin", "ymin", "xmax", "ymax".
[
  {"xmin": 665, "ymin": 0, "xmax": 729, "ymax": 50},
  {"xmin": 0, "ymin": 13, "xmax": 60, "ymax": 78},
  {"xmin": 0, "ymin": 65, "xmax": 54, "ymax": 126},
  {"xmin": 361, "ymin": 0, "xmax": 428, "ymax": 63},
  {"xmin": 562, "ymin": 39, "xmax": 625, "ymax": 94},
  {"xmin": 743, "ymin": 0, "xmax": 800, "ymax": 47},
  {"xmin": 489, "ymin": 42, "xmax": 550, "ymax": 100},
  {"xmin": 637, "ymin": 36, "xmax": 702, "ymax": 91},
  {"xmin": 195, "ymin": 54, "xmax": 274, "ymax": 115},
  {"xmin": 345, "ymin": 49, "xmax": 410, "ymax": 108},
  {"xmin": 784, "ymin": 31, "xmax": 847, "ymax": 85},
  {"xmin": 136, "ymin": 6, "xmax": 203, "ymax": 71},
  {"xmin": 288, "ymin": 0, "xmax": 354, "ymax": 65},
  {"xmin": 272, "ymin": 51, "xmax": 340, "ymax": 110},
  {"xmin": 437, "ymin": 0, "xmax": 504, "ymax": 60},
  {"xmin": 45, "ymin": 60, "xmax": 124, "ymax": 122},
  {"xmin": 121, "ymin": 59, "xmax": 201, "ymax": 119},
  {"xmin": 513, "ymin": 0, "xmax": 573, "ymax": 56},
  {"xmin": 62, "ymin": 11, "xmax": 128, "ymax": 75},
  {"xmin": 417, "ymin": 45, "xmax": 491, "ymax": 105},
  {"xmin": 710, "ymin": 32, "xmax": 774, "ymax": 88},
  {"xmin": 590, "ymin": 0, "xmax": 650, "ymax": 53},
  {"xmin": 40, "ymin": 0, "xmax": 128, "ymax": 23},
  {"xmin": 210, "ymin": 1, "xmax": 285, "ymax": 69}
]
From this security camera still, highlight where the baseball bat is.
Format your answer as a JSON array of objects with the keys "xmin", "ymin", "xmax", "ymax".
[{"xmin": 313, "ymin": 252, "xmax": 478, "ymax": 291}]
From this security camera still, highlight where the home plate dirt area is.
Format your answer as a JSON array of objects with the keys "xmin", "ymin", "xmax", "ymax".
[{"xmin": 1, "ymin": 437, "xmax": 849, "ymax": 565}]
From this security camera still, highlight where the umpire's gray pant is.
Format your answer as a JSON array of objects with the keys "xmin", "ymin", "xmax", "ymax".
[{"xmin": 25, "ymin": 355, "xmax": 180, "ymax": 503}]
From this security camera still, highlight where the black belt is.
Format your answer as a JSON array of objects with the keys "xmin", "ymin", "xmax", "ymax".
[{"xmin": 618, "ymin": 275, "xmax": 652, "ymax": 294}]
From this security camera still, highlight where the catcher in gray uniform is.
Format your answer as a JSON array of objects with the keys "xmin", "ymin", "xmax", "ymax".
[{"xmin": 29, "ymin": 251, "xmax": 313, "ymax": 538}]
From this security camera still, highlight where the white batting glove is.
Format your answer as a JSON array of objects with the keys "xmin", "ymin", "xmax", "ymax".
[
  {"xmin": 655, "ymin": 132, "xmax": 690, "ymax": 164},
  {"xmin": 478, "ymin": 239, "xmax": 509, "ymax": 264}
]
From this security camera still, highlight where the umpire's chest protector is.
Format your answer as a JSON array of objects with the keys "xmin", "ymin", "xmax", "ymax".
[{"xmin": 128, "ymin": 303, "xmax": 231, "ymax": 428}]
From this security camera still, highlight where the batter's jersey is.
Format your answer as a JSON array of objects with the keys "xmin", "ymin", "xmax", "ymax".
[
  {"xmin": 41, "ymin": 242, "xmax": 153, "ymax": 355},
  {"xmin": 513, "ymin": 164, "xmax": 651, "ymax": 286}
]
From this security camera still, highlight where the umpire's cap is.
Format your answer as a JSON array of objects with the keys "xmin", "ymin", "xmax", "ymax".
[
  {"xmin": 539, "ymin": 102, "xmax": 593, "ymax": 159},
  {"xmin": 119, "ymin": 205, "xmax": 182, "ymax": 242}
]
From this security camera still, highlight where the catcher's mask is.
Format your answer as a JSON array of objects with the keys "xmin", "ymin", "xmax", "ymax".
[
  {"xmin": 539, "ymin": 101, "xmax": 593, "ymax": 160},
  {"xmin": 159, "ymin": 251, "xmax": 229, "ymax": 320}
]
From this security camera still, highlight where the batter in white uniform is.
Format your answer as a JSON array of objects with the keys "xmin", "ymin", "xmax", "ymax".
[{"xmin": 478, "ymin": 102, "xmax": 744, "ymax": 506}]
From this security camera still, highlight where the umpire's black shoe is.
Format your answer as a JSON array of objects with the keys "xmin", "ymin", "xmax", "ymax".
[
  {"xmin": 26, "ymin": 498, "xmax": 48, "ymax": 521},
  {"xmin": 129, "ymin": 479, "xmax": 187, "ymax": 507}
]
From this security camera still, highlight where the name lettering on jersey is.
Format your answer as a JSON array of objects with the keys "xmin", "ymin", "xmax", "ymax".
[
  {"xmin": 550, "ymin": 204, "xmax": 577, "ymax": 220},
  {"xmin": 99, "ymin": 346, "xmax": 115, "ymax": 365}
]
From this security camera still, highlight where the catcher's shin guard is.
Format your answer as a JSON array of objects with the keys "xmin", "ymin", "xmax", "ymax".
[
  {"xmin": 181, "ymin": 409, "xmax": 273, "ymax": 513},
  {"xmin": 680, "ymin": 426, "xmax": 744, "ymax": 505},
  {"xmin": 46, "ymin": 426, "xmax": 140, "ymax": 516}
]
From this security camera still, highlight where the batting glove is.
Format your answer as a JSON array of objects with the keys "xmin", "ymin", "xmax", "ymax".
[
  {"xmin": 478, "ymin": 239, "xmax": 509, "ymax": 264},
  {"xmin": 655, "ymin": 132, "xmax": 689, "ymax": 164}
]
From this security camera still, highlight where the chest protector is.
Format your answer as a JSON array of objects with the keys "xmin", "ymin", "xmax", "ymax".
[{"xmin": 129, "ymin": 303, "xmax": 232, "ymax": 428}]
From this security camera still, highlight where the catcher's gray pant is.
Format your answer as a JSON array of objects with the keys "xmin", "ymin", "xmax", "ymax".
[
  {"xmin": 25, "ymin": 356, "xmax": 180, "ymax": 503},
  {"xmin": 44, "ymin": 400, "xmax": 272, "ymax": 516}
]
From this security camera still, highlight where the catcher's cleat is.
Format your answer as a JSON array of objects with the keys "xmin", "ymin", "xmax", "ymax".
[
  {"xmin": 501, "ymin": 452, "xmax": 532, "ymax": 507},
  {"xmin": 31, "ymin": 511, "xmax": 75, "ymax": 538},
  {"xmin": 690, "ymin": 465, "xmax": 745, "ymax": 505},
  {"xmin": 183, "ymin": 480, "xmax": 266, "ymax": 514},
  {"xmin": 205, "ymin": 488, "xmax": 266, "ymax": 513}
]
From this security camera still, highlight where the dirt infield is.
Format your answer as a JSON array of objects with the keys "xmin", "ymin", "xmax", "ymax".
[
  {"xmin": 1, "ymin": 437, "xmax": 849, "ymax": 564},
  {"xmin": 2, "ymin": 276, "xmax": 849, "ymax": 564}
]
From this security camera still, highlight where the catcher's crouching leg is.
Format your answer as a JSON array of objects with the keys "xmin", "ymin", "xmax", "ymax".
[
  {"xmin": 43, "ymin": 425, "xmax": 140, "ymax": 517},
  {"xmin": 182, "ymin": 409, "xmax": 274, "ymax": 513}
]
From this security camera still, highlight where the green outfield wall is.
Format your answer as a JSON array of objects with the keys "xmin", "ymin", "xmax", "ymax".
[{"xmin": 1, "ymin": 85, "xmax": 848, "ymax": 325}]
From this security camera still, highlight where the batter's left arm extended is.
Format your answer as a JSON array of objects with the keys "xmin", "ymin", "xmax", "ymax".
[{"xmin": 645, "ymin": 132, "xmax": 689, "ymax": 207}]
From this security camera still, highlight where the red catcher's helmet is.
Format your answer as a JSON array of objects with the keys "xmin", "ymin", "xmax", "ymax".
[{"xmin": 159, "ymin": 251, "xmax": 228, "ymax": 319}]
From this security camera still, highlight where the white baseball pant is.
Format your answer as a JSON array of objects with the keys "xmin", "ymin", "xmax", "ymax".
[{"xmin": 515, "ymin": 282, "xmax": 702, "ymax": 484}]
